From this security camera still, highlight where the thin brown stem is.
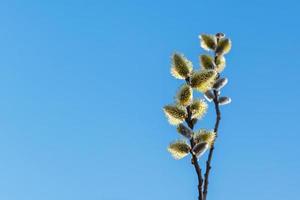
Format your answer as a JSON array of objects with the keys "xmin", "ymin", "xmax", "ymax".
[
  {"xmin": 203, "ymin": 90, "xmax": 221, "ymax": 200},
  {"xmin": 185, "ymin": 105, "xmax": 204, "ymax": 200},
  {"xmin": 191, "ymin": 152, "xmax": 203, "ymax": 200},
  {"xmin": 185, "ymin": 78, "xmax": 204, "ymax": 200}
]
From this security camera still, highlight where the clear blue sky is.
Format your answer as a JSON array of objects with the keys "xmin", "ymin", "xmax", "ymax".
[{"xmin": 0, "ymin": 0, "xmax": 299, "ymax": 200}]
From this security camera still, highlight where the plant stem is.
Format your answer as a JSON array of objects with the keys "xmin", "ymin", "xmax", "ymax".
[
  {"xmin": 185, "ymin": 78, "xmax": 204, "ymax": 200},
  {"xmin": 203, "ymin": 90, "xmax": 221, "ymax": 200},
  {"xmin": 185, "ymin": 105, "xmax": 204, "ymax": 200}
]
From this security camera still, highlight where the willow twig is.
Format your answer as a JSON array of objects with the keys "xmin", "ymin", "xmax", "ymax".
[{"xmin": 203, "ymin": 90, "xmax": 221, "ymax": 200}]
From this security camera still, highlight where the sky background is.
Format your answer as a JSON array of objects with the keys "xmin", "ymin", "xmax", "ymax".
[{"xmin": 0, "ymin": 0, "xmax": 299, "ymax": 200}]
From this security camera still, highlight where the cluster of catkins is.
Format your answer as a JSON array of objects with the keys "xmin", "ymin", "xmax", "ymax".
[{"xmin": 163, "ymin": 33, "xmax": 231, "ymax": 160}]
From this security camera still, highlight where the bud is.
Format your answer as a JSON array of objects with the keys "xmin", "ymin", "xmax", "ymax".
[
  {"xmin": 213, "ymin": 77, "xmax": 228, "ymax": 90},
  {"xmin": 163, "ymin": 105, "xmax": 187, "ymax": 125},
  {"xmin": 194, "ymin": 129, "xmax": 216, "ymax": 147},
  {"xmin": 192, "ymin": 142, "xmax": 208, "ymax": 157},
  {"xmin": 199, "ymin": 34, "xmax": 217, "ymax": 51},
  {"xmin": 215, "ymin": 32, "xmax": 225, "ymax": 39},
  {"xmin": 176, "ymin": 84, "xmax": 193, "ymax": 106},
  {"xmin": 216, "ymin": 38, "xmax": 232, "ymax": 55},
  {"xmin": 200, "ymin": 55, "xmax": 215, "ymax": 70},
  {"xmin": 215, "ymin": 56, "xmax": 226, "ymax": 73},
  {"xmin": 171, "ymin": 53, "xmax": 193, "ymax": 79},
  {"xmin": 168, "ymin": 140, "xmax": 191, "ymax": 160},
  {"xmin": 190, "ymin": 70, "xmax": 217, "ymax": 93},
  {"xmin": 204, "ymin": 90, "xmax": 215, "ymax": 102},
  {"xmin": 218, "ymin": 96, "xmax": 231, "ymax": 105},
  {"xmin": 191, "ymin": 118, "xmax": 198, "ymax": 126},
  {"xmin": 190, "ymin": 99, "xmax": 208, "ymax": 119},
  {"xmin": 177, "ymin": 124, "xmax": 193, "ymax": 139}
]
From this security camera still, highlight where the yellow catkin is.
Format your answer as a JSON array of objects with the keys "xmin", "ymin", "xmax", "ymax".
[
  {"xmin": 215, "ymin": 56, "xmax": 226, "ymax": 73},
  {"xmin": 190, "ymin": 99, "xmax": 208, "ymax": 119},
  {"xmin": 216, "ymin": 38, "xmax": 232, "ymax": 55},
  {"xmin": 177, "ymin": 84, "xmax": 193, "ymax": 106},
  {"xmin": 168, "ymin": 140, "xmax": 191, "ymax": 159},
  {"xmin": 194, "ymin": 130, "xmax": 216, "ymax": 147},
  {"xmin": 163, "ymin": 105, "xmax": 187, "ymax": 125},
  {"xmin": 171, "ymin": 53, "xmax": 193, "ymax": 79},
  {"xmin": 200, "ymin": 54, "xmax": 215, "ymax": 70},
  {"xmin": 199, "ymin": 34, "xmax": 217, "ymax": 51},
  {"xmin": 190, "ymin": 70, "xmax": 217, "ymax": 93}
]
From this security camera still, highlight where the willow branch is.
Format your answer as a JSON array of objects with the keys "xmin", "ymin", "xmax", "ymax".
[
  {"xmin": 203, "ymin": 90, "xmax": 221, "ymax": 200},
  {"xmin": 185, "ymin": 77, "xmax": 204, "ymax": 200}
]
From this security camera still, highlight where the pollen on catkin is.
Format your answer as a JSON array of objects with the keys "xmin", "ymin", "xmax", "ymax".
[
  {"xmin": 190, "ymin": 70, "xmax": 217, "ymax": 93},
  {"xmin": 194, "ymin": 129, "xmax": 216, "ymax": 147},
  {"xmin": 190, "ymin": 99, "xmax": 208, "ymax": 119},
  {"xmin": 168, "ymin": 140, "xmax": 191, "ymax": 160},
  {"xmin": 176, "ymin": 84, "xmax": 193, "ymax": 106},
  {"xmin": 163, "ymin": 105, "xmax": 187, "ymax": 125},
  {"xmin": 171, "ymin": 53, "xmax": 193, "ymax": 79},
  {"xmin": 200, "ymin": 54, "xmax": 215, "ymax": 70},
  {"xmin": 199, "ymin": 34, "xmax": 217, "ymax": 51}
]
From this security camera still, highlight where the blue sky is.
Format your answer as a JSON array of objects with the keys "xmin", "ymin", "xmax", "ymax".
[{"xmin": 0, "ymin": 0, "xmax": 299, "ymax": 200}]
